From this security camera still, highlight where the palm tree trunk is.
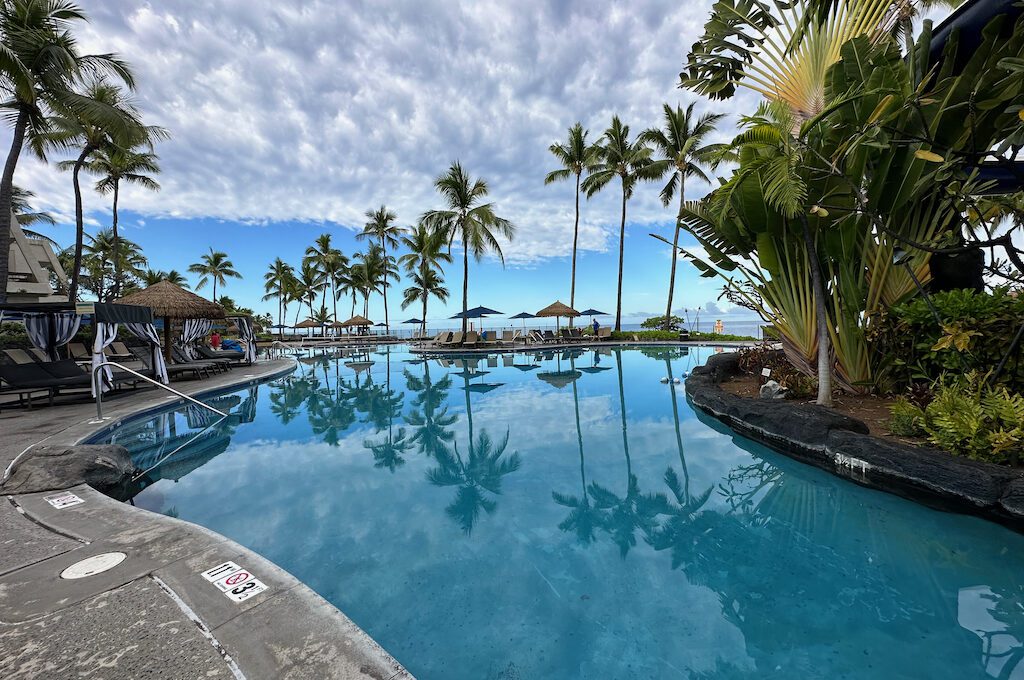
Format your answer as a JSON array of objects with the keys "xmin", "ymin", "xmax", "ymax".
[
  {"xmin": 381, "ymin": 237, "xmax": 390, "ymax": 331},
  {"xmin": 278, "ymin": 297, "xmax": 284, "ymax": 341},
  {"xmin": 801, "ymin": 216, "xmax": 832, "ymax": 407},
  {"xmin": 69, "ymin": 145, "xmax": 95, "ymax": 302},
  {"xmin": 615, "ymin": 349, "xmax": 631, "ymax": 479},
  {"xmin": 569, "ymin": 173, "xmax": 581, "ymax": 328},
  {"xmin": 614, "ymin": 182, "xmax": 627, "ymax": 332},
  {"xmin": 461, "ymin": 240, "xmax": 469, "ymax": 336},
  {"xmin": 421, "ymin": 291, "xmax": 428, "ymax": 338},
  {"xmin": 0, "ymin": 106, "xmax": 28, "ymax": 305},
  {"xmin": 331, "ymin": 279, "xmax": 338, "ymax": 326},
  {"xmin": 664, "ymin": 174, "xmax": 685, "ymax": 331},
  {"xmin": 212, "ymin": 278, "xmax": 217, "ymax": 302},
  {"xmin": 665, "ymin": 358, "xmax": 690, "ymax": 501},
  {"xmin": 111, "ymin": 179, "xmax": 121, "ymax": 298}
]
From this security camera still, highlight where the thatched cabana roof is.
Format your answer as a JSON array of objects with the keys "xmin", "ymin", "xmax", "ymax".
[
  {"xmin": 116, "ymin": 281, "xmax": 226, "ymax": 319},
  {"xmin": 536, "ymin": 301, "xmax": 579, "ymax": 318},
  {"xmin": 294, "ymin": 319, "xmax": 321, "ymax": 329},
  {"xmin": 341, "ymin": 315, "xmax": 373, "ymax": 327}
]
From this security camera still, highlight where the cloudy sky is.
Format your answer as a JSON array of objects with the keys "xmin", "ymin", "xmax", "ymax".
[{"xmin": 9, "ymin": 0, "xmax": 772, "ymax": 327}]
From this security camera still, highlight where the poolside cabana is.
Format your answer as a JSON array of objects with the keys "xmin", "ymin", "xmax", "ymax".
[
  {"xmin": 294, "ymin": 318, "xmax": 320, "ymax": 338},
  {"xmin": 341, "ymin": 315, "xmax": 373, "ymax": 337},
  {"xmin": 536, "ymin": 301, "xmax": 580, "ymax": 333},
  {"xmin": 116, "ymin": 281, "xmax": 226, "ymax": 364}
]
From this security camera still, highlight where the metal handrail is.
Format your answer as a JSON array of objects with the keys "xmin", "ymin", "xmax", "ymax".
[{"xmin": 91, "ymin": 361, "xmax": 228, "ymax": 422}]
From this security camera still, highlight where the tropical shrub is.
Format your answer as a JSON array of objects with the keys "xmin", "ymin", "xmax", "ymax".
[
  {"xmin": 641, "ymin": 315, "xmax": 684, "ymax": 330},
  {"xmin": 888, "ymin": 373, "xmax": 1024, "ymax": 465},
  {"xmin": 873, "ymin": 288, "xmax": 1024, "ymax": 391},
  {"xmin": 736, "ymin": 344, "xmax": 816, "ymax": 399},
  {"xmin": 0, "ymin": 322, "xmax": 30, "ymax": 349}
]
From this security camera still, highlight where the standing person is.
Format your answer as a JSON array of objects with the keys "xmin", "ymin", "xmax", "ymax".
[
  {"xmin": 592, "ymin": 318, "xmax": 600, "ymax": 335},
  {"xmin": 211, "ymin": 330, "xmax": 221, "ymax": 349}
]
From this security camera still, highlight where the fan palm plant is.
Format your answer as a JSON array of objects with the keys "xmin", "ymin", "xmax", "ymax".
[
  {"xmin": 357, "ymin": 205, "xmax": 403, "ymax": 331},
  {"xmin": 545, "ymin": 122, "xmax": 599, "ymax": 324},
  {"xmin": 421, "ymin": 162, "xmax": 515, "ymax": 335},
  {"xmin": 399, "ymin": 223, "xmax": 452, "ymax": 335},
  {"xmin": 582, "ymin": 117, "xmax": 658, "ymax": 331},
  {"xmin": 641, "ymin": 104, "xmax": 725, "ymax": 330},
  {"xmin": 141, "ymin": 268, "xmax": 189, "ymax": 288},
  {"xmin": 86, "ymin": 142, "xmax": 163, "ymax": 297},
  {"xmin": 189, "ymin": 248, "xmax": 241, "ymax": 301},
  {"xmin": 262, "ymin": 257, "xmax": 295, "ymax": 339},
  {"xmin": 0, "ymin": 0, "xmax": 135, "ymax": 303}
]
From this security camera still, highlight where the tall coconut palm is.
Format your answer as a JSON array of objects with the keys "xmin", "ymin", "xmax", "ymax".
[
  {"xmin": 188, "ymin": 248, "xmax": 241, "ymax": 301},
  {"xmin": 421, "ymin": 162, "xmax": 515, "ymax": 335},
  {"xmin": 295, "ymin": 260, "xmax": 326, "ymax": 321},
  {"xmin": 357, "ymin": 205, "xmax": 403, "ymax": 331},
  {"xmin": 45, "ymin": 78, "xmax": 149, "ymax": 301},
  {"xmin": 642, "ymin": 104, "xmax": 725, "ymax": 330},
  {"xmin": 0, "ymin": 0, "xmax": 135, "ymax": 303},
  {"xmin": 141, "ymin": 268, "xmax": 189, "ymax": 288},
  {"xmin": 83, "ymin": 227, "xmax": 145, "ymax": 301},
  {"xmin": 262, "ymin": 257, "xmax": 295, "ymax": 340},
  {"xmin": 86, "ymin": 143, "xmax": 163, "ymax": 297},
  {"xmin": 350, "ymin": 245, "xmax": 388, "ymax": 318},
  {"xmin": 582, "ymin": 117, "xmax": 657, "ymax": 331},
  {"xmin": 545, "ymin": 122, "xmax": 599, "ymax": 326},
  {"xmin": 304, "ymin": 233, "xmax": 347, "ymax": 323},
  {"xmin": 399, "ymin": 223, "xmax": 452, "ymax": 335}
]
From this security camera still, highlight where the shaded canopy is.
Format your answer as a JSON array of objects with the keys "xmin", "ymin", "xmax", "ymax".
[
  {"xmin": 116, "ymin": 281, "xmax": 226, "ymax": 320},
  {"xmin": 341, "ymin": 315, "xmax": 373, "ymax": 327},
  {"xmin": 537, "ymin": 370, "xmax": 582, "ymax": 388},
  {"xmin": 401, "ymin": 317, "xmax": 424, "ymax": 324},
  {"xmin": 536, "ymin": 301, "xmax": 579, "ymax": 318},
  {"xmin": 579, "ymin": 308, "xmax": 609, "ymax": 316},
  {"xmin": 294, "ymin": 319, "xmax": 321, "ymax": 329},
  {"xmin": 450, "ymin": 306, "xmax": 502, "ymax": 319},
  {"xmin": 509, "ymin": 311, "xmax": 536, "ymax": 319}
]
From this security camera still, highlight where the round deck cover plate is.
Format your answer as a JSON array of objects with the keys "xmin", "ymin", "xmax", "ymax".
[{"xmin": 60, "ymin": 552, "xmax": 127, "ymax": 579}]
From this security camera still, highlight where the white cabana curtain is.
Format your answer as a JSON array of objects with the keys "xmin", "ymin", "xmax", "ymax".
[
  {"xmin": 179, "ymin": 318, "xmax": 213, "ymax": 359},
  {"xmin": 24, "ymin": 312, "xmax": 81, "ymax": 361},
  {"xmin": 91, "ymin": 322, "xmax": 119, "ymax": 395},
  {"xmin": 229, "ymin": 316, "xmax": 257, "ymax": 364},
  {"xmin": 125, "ymin": 321, "xmax": 169, "ymax": 384}
]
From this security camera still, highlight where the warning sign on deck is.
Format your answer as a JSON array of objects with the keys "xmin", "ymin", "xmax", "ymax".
[
  {"xmin": 200, "ymin": 561, "xmax": 269, "ymax": 603},
  {"xmin": 44, "ymin": 491, "xmax": 85, "ymax": 509}
]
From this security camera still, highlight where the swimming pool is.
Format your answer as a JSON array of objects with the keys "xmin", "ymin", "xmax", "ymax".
[{"xmin": 97, "ymin": 345, "xmax": 1024, "ymax": 679}]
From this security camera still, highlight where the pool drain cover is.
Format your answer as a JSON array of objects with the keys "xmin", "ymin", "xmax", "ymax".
[{"xmin": 60, "ymin": 552, "xmax": 127, "ymax": 579}]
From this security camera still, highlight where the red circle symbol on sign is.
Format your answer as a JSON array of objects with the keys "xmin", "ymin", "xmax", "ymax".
[{"xmin": 225, "ymin": 571, "xmax": 250, "ymax": 585}]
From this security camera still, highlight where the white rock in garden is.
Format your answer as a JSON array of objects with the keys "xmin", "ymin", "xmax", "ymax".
[{"xmin": 759, "ymin": 379, "xmax": 787, "ymax": 400}]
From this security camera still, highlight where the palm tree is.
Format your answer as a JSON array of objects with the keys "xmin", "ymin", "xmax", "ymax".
[
  {"xmin": 545, "ymin": 123, "xmax": 599, "ymax": 325},
  {"xmin": 0, "ymin": 0, "xmax": 135, "ymax": 303},
  {"xmin": 46, "ymin": 78, "xmax": 150, "ymax": 301},
  {"xmin": 582, "ymin": 117, "xmax": 658, "ymax": 331},
  {"xmin": 83, "ymin": 227, "xmax": 145, "ymax": 301},
  {"xmin": 304, "ymin": 233, "xmax": 347, "ymax": 323},
  {"xmin": 642, "ymin": 104, "xmax": 725, "ymax": 330},
  {"xmin": 399, "ymin": 223, "xmax": 452, "ymax": 335},
  {"xmin": 357, "ymin": 206, "xmax": 403, "ymax": 331},
  {"xmin": 262, "ymin": 257, "xmax": 295, "ymax": 339},
  {"xmin": 86, "ymin": 143, "xmax": 163, "ymax": 297},
  {"xmin": 10, "ymin": 185, "xmax": 56, "ymax": 235},
  {"xmin": 421, "ymin": 162, "xmax": 515, "ymax": 335},
  {"xmin": 551, "ymin": 358, "xmax": 602, "ymax": 545},
  {"xmin": 141, "ymin": 268, "xmax": 189, "ymax": 288},
  {"xmin": 188, "ymin": 248, "xmax": 241, "ymax": 301},
  {"xmin": 295, "ymin": 260, "xmax": 326, "ymax": 322}
]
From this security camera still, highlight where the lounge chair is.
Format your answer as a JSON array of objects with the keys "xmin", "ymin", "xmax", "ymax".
[
  {"xmin": 487, "ymin": 356, "xmax": 498, "ymax": 368},
  {"xmin": 103, "ymin": 344, "xmax": 133, "ymax": 361},
  {"xmin": 3, "ymin": 348, "xmax": 35, "ymax": 364},
  {"xmin": 542, "ymin": 330, "xmax": 557, "ymax": 344},
  {"xmin": 0, "ymin": 362, "xmax": 93, "ymax": 409},
  {"xmin": 502, "ymin": 355, "xmax": 514, "ymax": 367},
  {"xmin": 170, "ymin": 346, "xmax": 221, "ymax": 376},
  {"xmin": 501, "ymin": 330, "xmax": 516, "ymax": 345},
  {"xmin": 67, "ymin": 342, "xmax": 90, "ymax": 360},
  {"xmin": 196, "ymin": 345, "xmax": 245, "ymax": 364},
  {"xmin": 130, "ymin": 346, "xmax": 205, "ymax": 381},
  {"xmin": 431, "ymin": 332, "xmax": 450, "ymax": 347},
  {"xmin": 597, "ymin": 327, "xmax": 612, "ymax": 341},
  {"xmin": 480, "ymin": 331, "xmax": 500, "ymax": 347},
  {"xmin": 463, "ymin": 331, "xmax": 479, "ymax": 348},
  {"xmin": 442, "ymin": 332, "xmax": 464, "ymax": 347}
]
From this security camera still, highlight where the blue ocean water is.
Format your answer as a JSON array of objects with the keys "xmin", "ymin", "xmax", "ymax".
[{"xmin": 99, "ymin": 345, "xmax": 1024, "ymax": 679}]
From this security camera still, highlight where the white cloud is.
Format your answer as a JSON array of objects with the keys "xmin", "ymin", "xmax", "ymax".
[{"xmin": 5, "ymin": 0, "xmax": 762, "ymax": 265}]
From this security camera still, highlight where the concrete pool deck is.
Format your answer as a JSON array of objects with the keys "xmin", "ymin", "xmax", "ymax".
[{"xmin": 0, "ymin": 358, "xmax": 413, "ymax": 679}]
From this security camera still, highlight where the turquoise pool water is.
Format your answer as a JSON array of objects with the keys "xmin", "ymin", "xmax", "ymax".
[{"xmin": 98, "ymin": 345, "xmax": 1024, "ymax": 679}]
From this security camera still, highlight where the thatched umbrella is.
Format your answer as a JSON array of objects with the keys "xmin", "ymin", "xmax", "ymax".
[
  {"xmin": 536, "ymin": 300, "xmax": 580, "ymax": 333},
  {"xmin": 341, "ymin": 314, "xmax": 373, "ymax": 335},
  {"xmin": 294, "ymin": 318, "xmax": 320, "ymax": 337},
  {"xmin": 116, "ymin": 280, "xmax": 226, "ymax": 362}
]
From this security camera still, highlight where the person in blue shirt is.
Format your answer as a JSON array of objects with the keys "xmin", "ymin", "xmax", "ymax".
[{"xmin": 592, "ymin": 318, "xmax": 599, "ymax": 335}]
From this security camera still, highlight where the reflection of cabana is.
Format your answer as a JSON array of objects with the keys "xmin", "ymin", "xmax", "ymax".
[
  {"xmin": 116, "ymin": 281, "xmax": 226, "ymax": 363},
  {"xmin": 0, "ymin": 300, "xmax": 168, "ymax": 393}
]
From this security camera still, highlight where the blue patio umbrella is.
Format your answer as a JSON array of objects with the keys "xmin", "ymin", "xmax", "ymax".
[
  {"xmin": 450, "ymin": 306, "xmax": 503, "ymax": 319},
  {"xmin": 401, "ymin": 318, "xmax": 423, "ymax": 325},
  {"xmin": 509, "ymin": 311, "xmax": 536, "ymax": 331}
]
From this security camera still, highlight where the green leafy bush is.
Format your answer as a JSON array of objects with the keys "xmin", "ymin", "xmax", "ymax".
[
  {"xmin": 0, "ymin": 322, "xmax": 30, "ymax": 349},
  {"xmin": 888, "ymin": 373, "xmax": 1024, "ymax": 464},
  {"xmin": 736, "ymin": 343, "xmax": 816, "ymax": 398},
  {"xmin": 872, "ymin": 288, "xmax": 1024, "ymax": 391},
  {"xmin": 608, "ymin": 329, "xmax": 757, "ymax": 342},
  {"xmin": 640, "ymin": 315, "xmax": 684, "ymax": 330}
]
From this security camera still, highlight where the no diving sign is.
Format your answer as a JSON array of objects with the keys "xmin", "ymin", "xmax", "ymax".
[
  {"xmin": 44, "ymin": 491, "xmax": 85, "ymax": 509},
  {"xmin": 200, "ymin": 561, "xmax": 268, "ymax": 603}
]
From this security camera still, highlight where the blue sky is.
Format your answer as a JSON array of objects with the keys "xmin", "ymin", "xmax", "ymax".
[{"xmin": 4, "ymin": 0, "xmax": 773, "ymax": 328}]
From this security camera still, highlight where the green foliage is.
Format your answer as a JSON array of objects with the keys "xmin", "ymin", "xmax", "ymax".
[
  {"xmin": 736, "ymin": 344, "xmax": 816, "ymax": 398},
  {"xmin": 888, "ymin": 397, "xmax": 925, "ymax": 437},
  {"xmin": 641, "ymin": 315, "xmax": 684, "ymax": 330},
  {"xmin": 875, "ymin": 288, "xmax": 1024, "ymax": 391},
  {"xmin": 894, "ymin": 373, "xmax": 1024, "ymax": 464},
  {"xmin": 0, "ymin": 322, "xmax": 30, "ymax": 349}
]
